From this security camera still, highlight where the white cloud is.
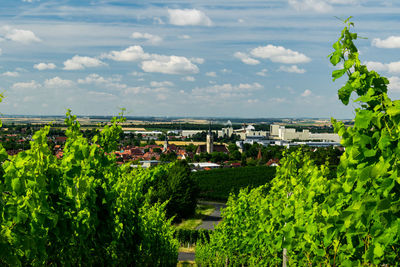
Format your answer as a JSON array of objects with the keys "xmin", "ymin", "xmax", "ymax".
[
  {"xmin": 288, "ymin": 0, "xmax": 333, "ymax": 13},
  {"xmin": 104, "ymin": 46, "xmax": 200, "ymax": 75},
  {"xmin": 372, "ymin": 36, "xmax": 400, "ymax": 48},
  {"xmin": 247, "ymin": 99, "xmax": 259, "ymax": 103},
  {"xmin": 131, "ymin": 32, "xmax": 162, "ymax": 45},
  {"xmin": 63, "ymin": 55, "xmax": 106, "ymax": 70},
  {"xmin": 153, "ymin": 17, "xmax": 165, "ymax": 25},
  {"xmin": 364, "ymin": 61, "xmax": 387, "ymax": 71},
  {"xmin": 385, "ymin": 62, "xmax": 400, "ymax": 73},
  {"xmin": 0, "ymin": 48, "xmax": 2, "ymax": 55},
  {"xmin": 150, "ymin": 81, "xmax": 174, "ymax": 87},
  {"xmin": 190, "ymin": 57, "xmax": 205, "ymax": 64},
  {"xmin": 2, "ymin": 71, "xmax": 19, "ymax": 77},
  {"xmin": 270, "ymin": 97, "xmax": 287, "ymax": 103},
  {"xmin": 182, "ymin": 76, "xmax": 195, "ymax": 82},
  {"xmin": 130, "ymin": 71, "xmax": 145, "ymax": 76},
  {"xmin": 102, "ymin": 45, "xmax": 150, "ymax": 62},
  {"xmin": 44, "ymin": 77, "xmax": 74, "ymax": 88},
  {"xmin": 278, "ymin": 65, "xmax": 306, "ymax": 74},
  {"xmin": 12, "ymin": 80, "xmax": 41, "ymax": 90},
  {"xmin": 34, "ymin": 62, "xmax": 56, "ymax": 70},
  {"xmin": 124, "ymin": 87, "xmax": 142, "ymax": 95},
  {"xmin": 238, "ymin": 19, "xmax": 245, "ymax": 23},
  {"xmin": 141, "ymin": 55, "xmax": 199, "ymax": 75},
  {"xmin": 2, "ymin": 26, "xmax": 41, "ymax": 44},
  {"xmin": 251, "ymin": 44, "xmax": 311, "ymax": 64},
  {"xmin": 301, "ymin": 89, "xmax": 312, "ymax": 97},
  {"xmin": 256, "ymin": 69, "xmax": 268, "ymax": 76},
  {"xmin": 194, "ymin": 83, "xmax": 262, "ymax": 94},
  {"xmin": 178, "ymin": 35, "xmax": 191, "ymax": 39},
  {"xmin": 365, "ymin": 61, "xmax": 400, "ymax": 73},
  {"xmin": 388, "ymin": 76, "xmax": 400, "ymax": 92},
  {"xmin": 87, "ymin": 91, "xmax": 116, "ymax": 99},
  {"xmin": 206, "ymin": 72, "xmax": 217, "ymax": 77},
  {"xmin": 157, "ymin": 94, "xmax": 167, "ymax": 100},
  {"xmin": 221, "ymin": 69, "xmax": 231, "ymax": 73},
  {"xmin": 192, "ymin": 83, "xmax": 263, "ymax": 101},
  {"xmin": 78, "ymin": 73, "xmax": 126, "ymax": 90},
  {"xmin": 168, "ymin": 9, "xmax": 213, "ymax": 26},
  {"xmin": 234, "ymin": 52, "xmax": 260, "ymax": 65}
]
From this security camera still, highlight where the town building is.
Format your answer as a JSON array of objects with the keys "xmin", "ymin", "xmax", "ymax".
[{"xmin": 269, "ymin": 124, "xmax": 340, "ymax": 142}]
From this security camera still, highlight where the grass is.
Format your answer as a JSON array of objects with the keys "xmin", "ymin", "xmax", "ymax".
[
  {"xmin": 177, "ymin": 261, "xmax": 197, "ymax": 267},
  {"xmin": 178, "ymin": 247, "xmax": 196, "ymax": 253},
  {"xmin": 175, "ymin": 204, "xmax": 215, "ymax": 230}
]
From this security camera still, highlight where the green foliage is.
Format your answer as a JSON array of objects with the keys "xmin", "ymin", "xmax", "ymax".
[
  {"xmin": 160, "ymin": 151, "xmax": 178, "ymax": 162},
  {"xmin": 196, "ymin": 151, "xmax": 329, "ymax": 266},
  {"xmin": 175, "ymin": 229, "xmax": 211, "ymax": 246},
  {"xmin": 196, "ymin": 18, "xmax": 400, "ymax": 265},
  {"xmin": 0, "ymin": 110, "xmax": 178, "ymax": 266},
  {"xmin": 150, "ymin": 160, "xmax": 198, "ymax": 221},
  {"xmin": 192, "ymin": 166, "xmax": 276, "ymax": 201}
]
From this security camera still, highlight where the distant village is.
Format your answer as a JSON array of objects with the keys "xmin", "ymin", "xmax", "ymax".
[{"xmin": 0, "ymin": 122, "xmax": 343, "ymax": 170}]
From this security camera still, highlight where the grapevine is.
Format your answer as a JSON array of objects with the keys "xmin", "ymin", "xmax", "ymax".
[{"xmin": 196, "ymin": 18, "xmax": 400, "ymax": 266}]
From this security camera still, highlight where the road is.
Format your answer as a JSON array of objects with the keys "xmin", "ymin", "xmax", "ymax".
[
  {"xmin": 178, "ymin": 200, "xmax": 226, "ymax": 263},
  {"xmin": 196, "ymin": 200, "xmax": 226, "ymax": 230}
]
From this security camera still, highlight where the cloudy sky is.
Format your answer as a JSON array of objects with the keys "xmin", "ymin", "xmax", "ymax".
[{"xmin": 1, "ymin": 0, "xmax": 400, "ymax": 118}]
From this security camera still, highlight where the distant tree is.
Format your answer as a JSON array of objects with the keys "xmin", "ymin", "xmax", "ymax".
[
  {"xmin": 150, "ymin": 160, "xmax": 198, "ymax": 221},
  {"xmin": 160, "ymin": 151, "xmax": 177, "ymax": 162},
  {"xmin": 185, "ymin": 143, "xmax": 197, "ymax": 153},
  {"xmin": 229, "ymin": 150, "xmax": 242, "ymax": 161},
  {"xmin": 153, "ymin": 147, "xmax": 162, "ymax": 153},
  {"xmin": 227, "ymin": 143, "xmax": 238, "ymax": 152},
  {"xmin": 199, "ymin": 152, "xmax": 211, "ymax": 162}
]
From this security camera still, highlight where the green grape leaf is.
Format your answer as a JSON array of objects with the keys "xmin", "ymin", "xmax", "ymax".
[
  {"xmin": 332, "ymin": 69, "xmax": 347, "ymax": 81},
  {"xmin": 354, "ymin": 110, "xmax": 372, "ymax": 129}
]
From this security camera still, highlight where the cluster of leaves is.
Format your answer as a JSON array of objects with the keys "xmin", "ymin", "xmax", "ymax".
[
  {"xmin": 0, "ymin": 109, "xmax": 178, "ymax": 266},
  {"xmin": 196, "ymin": 18, "xmax": 400, "ymax": 265},
  {"xmin": 174, "ymin": 229, "xmax": 211, "ymax": 247}
]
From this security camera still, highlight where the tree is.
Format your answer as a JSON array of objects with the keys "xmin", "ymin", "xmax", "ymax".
[
  {"xmin": 150, "ymin": 160, "xmax": 198, "ymax": 221},
  {"xmin": 160, "ymin": 151, "xmax": 177, "ymax": 162}
]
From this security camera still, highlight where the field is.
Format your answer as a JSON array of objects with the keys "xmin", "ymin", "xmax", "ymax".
[
  {"xmin": 155, "ymin": 141, "xmax": 206, "ymax": 146},
  {"xmin": 192, "ymin": 166, "xmax": 276, "ymax": 201}
]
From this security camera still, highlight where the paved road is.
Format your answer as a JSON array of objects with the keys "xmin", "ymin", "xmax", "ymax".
[
  {"xmin": 178, "ymin": 251, "xmax": 195, "ymax": 262},
  {"xmin": 196, "ymin": 200, "xmax": 226, "ymax": 230},
  {"xmin": 178, "ymin": 201, "xmax": 227, "ymax": 263}
]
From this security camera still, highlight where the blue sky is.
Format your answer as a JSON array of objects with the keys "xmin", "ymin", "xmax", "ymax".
[{"xmin": 1, "ymin": 0, "xmax": 400, "ymax": 118}]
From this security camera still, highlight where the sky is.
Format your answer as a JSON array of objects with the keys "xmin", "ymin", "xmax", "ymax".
[{"xmin": 1, "ymin": 0, "xmax": 400, "ymax": 118}]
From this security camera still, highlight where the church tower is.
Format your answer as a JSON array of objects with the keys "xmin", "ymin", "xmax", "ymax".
[
  {"xmin": 163, "ymin": 134, "xmax": 169, "ymax": 152},
  {"xmin": 206, "ymin": 122, "xmax": 213, "ymax": 154}
]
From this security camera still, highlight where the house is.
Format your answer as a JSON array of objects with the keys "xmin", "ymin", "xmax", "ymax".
[
  {"xmin": 196, "ymin": 144, "xmax": 228, "ymax": 154},
  {"xmin": 266, "ymin": 158, "xmax": 280, "ymax": 167}
]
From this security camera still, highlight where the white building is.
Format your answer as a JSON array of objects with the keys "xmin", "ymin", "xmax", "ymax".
[
  {"xmin": 219, "ymin": 125, "xmax": 268, "ymax": 140},
  {"xmin": 270, "ymin": 124, "xmax": 340, "ymax": 142}
]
